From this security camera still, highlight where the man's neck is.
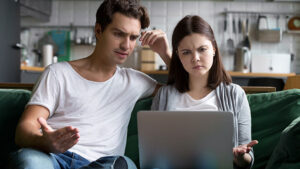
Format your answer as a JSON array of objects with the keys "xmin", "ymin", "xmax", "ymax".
[
  {"xmin": 86, "ymin": 52, "xmax": 116, "ymax": 74},
  {"xmin": 69, "ymin": 52, "xmax": 117, "ymax": 82}
]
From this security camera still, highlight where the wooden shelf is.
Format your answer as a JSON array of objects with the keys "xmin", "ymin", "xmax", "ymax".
[
  {"xmin": 286, "ymin": 30, "xmax": 300, "ymax": 34},
  {"xmin": 142, "ymin": 70, "xmax": 168, "ymax": 74},
  {"xmin": 0, "ymin": 83, "xmax": 34, "ymax": 90},
  {"xmin": 142, "ymin": 70, "xmax": 296, "ymax": 77},
  {"xmin": 227, "ymin": 71, "xmax": 296, "ymax": 77},
  {"xmin": 241, "ymin": 86, "xmax": 276, "ymax": 94}
]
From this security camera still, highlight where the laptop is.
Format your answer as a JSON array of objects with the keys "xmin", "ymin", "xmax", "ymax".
[{"xmin": 137, "ymin": 111, "xmax": 234, "ymax": 169}]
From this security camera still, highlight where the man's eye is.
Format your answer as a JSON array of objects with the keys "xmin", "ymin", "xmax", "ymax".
[
  {"xmin": 130, "ymin": 36, "xmax": 138, "ymax": 41},
  {"xmin": 114, "ymin": 32, "xmax": 122, "ymax": 37}
]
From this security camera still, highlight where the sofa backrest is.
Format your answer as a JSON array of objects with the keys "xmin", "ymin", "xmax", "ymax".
[
  {"xmin": 1, "ymin": 89, "xmax": 300, "ymax": 169},
  {"xmin": 0, "ymin": 89, "xmax": 31, "ymax": 168},
  {"xmin": 247, "ymin": 89, "xmax": 300, "ymax": 169}
]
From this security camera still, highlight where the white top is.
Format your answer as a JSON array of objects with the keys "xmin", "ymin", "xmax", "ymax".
[
  {"xmin": 175, "ymin": 90, "xmax": 219, "ymax": 111},
  {"xmin": 28, "ymin": 62, "xmax": 157, "ymax": 161}
]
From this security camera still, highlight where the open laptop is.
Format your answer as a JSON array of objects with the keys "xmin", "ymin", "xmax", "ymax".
[{"xmin": 137, "ymin": 111, "xmax": 234, "ymax": 169}]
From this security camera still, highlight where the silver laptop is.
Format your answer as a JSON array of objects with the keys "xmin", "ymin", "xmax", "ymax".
[{"xmin": 137, "ymin": 111, "xmax": 234, "ymax": 169}]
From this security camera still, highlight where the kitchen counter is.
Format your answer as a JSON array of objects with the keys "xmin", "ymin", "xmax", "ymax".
[
  {"xmin": 20, "ymin": 66, "xmax": 296, "ymax": 77},
  {"xmin": 21, "ymin": 66, "xmax": 296, "ymax": 77},
  {"xmin": 19, "ymin": 66, "xmax": 297, "ymax": 86},
  {"xmin": 20, "ymin": 66, "xmax": 44, "ymax": 83},
  {"xmin": 20, "ymin": 65, "xmax": 45, "ymax": 72}
]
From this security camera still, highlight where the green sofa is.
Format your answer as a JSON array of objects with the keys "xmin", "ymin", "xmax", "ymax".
[{"xmin": 1, "ymin": 89, "xmax": 300, "ymax": 169}]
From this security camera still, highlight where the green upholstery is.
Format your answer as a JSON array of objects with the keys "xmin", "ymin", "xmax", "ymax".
[
  {"xmin": 247, "ymin": 89, "xmax": 300, "ymax": 169},
  {"xmin": 265, "ymin": 116, "xmax": 300, "ymax": 169},
  {"xmin": 125, "ymin": 98, "xmax": 153, "ymax": 167},
  {"xmin": 0, "ymin": 89, "xmax": 31, "ymax": 168},
  {"xmin": 1, "ymin": 89, "xmax": 300, "ymax": 169}
]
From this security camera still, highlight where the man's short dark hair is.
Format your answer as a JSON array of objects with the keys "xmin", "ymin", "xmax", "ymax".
[{"xmin": 96, "ymin": 0, "xmax": 150, "ymax": 31}]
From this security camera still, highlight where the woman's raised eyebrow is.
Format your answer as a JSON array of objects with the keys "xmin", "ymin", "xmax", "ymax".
[
  {"xmin": 198, "ymin": 45, "xmax": 209, "ymax": 48},
  {"xmin": 179, "ymin": 49, "xmax": 191, "ymax": 52}
]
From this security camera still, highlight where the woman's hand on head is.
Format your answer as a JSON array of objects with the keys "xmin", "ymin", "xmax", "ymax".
[{"xmin": 233, "ymin": 140, "xmax": 258, "ymax": 167}]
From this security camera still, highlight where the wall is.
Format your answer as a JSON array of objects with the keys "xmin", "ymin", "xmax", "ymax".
[{"xmin": 21, "ymin": 0, "xmax": 300, "ymax": 73}]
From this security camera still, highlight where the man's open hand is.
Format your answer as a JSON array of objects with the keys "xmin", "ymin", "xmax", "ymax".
[{"xmin": 38, "ymin": 117, "xmax": 80, "ymax": 154}]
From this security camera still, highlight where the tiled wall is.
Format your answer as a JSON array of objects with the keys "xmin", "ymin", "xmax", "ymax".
[{"xmin": 21, "ymin": 0, "xmax": 300, "ymax": 73}]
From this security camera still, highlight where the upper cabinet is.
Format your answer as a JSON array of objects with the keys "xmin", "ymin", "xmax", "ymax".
[{"xmin": 20, "ymin": 0, "xmax": 52, "ymax": 22}]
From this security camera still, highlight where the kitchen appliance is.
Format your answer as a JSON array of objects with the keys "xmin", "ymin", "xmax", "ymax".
[
  {"xmin": 234, "ymin": 47, "xmax": 251, "ymax": 73},
  {"xmin": 251, "ymin": 53, "xmax": 291, "ymax": 73}
]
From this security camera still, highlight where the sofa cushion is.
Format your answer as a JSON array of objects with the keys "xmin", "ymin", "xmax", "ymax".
[
  {"xmin": 0, "ymin": 89, "xmax": 31, "ymax": 168},
  {"xmin": 247, "ymin": 89, "xmax": 300, "ymax": 169}
]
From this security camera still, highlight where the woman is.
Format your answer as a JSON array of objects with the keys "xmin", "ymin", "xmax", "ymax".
[{"xmin": 151, "ymin": 15, "xmax": 258, "ymax": 169}]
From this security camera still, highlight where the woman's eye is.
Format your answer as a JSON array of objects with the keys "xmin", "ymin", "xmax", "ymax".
[
  {"xmin": 182, "ymin": 51, "xmax": 191, "ymax": 55},
  {"xmin": 199, "ymin": 48, "xmax": 207, "ymax": 52}
]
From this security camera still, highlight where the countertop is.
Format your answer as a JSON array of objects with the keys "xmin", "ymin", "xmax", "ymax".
[
  {"xmin": 21, "ymin": 65, "xmax": 45, "ymax": 72},
  {"xmin": 21, "ymin": 66, "xmax": 296, "ymax": 77}
]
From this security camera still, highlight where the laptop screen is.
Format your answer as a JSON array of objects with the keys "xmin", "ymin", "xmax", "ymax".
[{"xmin": 138, "ymin": 111, "xmax": 234, "ymax": 169}]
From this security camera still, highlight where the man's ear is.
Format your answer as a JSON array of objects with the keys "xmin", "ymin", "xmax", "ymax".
[{"xmin": 95, "ymin": 23, "xmax": 102, "ymax": 39}]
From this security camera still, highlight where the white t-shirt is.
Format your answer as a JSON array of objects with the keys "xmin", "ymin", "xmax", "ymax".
[
  {"xmin": 28, "ymin": 62, "xmax": 157, "ymax": 161},
  {"xmin": 174, "ymin": 90, "xmax": 219, "ymax": 111}
]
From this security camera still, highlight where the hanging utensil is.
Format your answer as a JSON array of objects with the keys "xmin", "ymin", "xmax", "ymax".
[
  {"xmin": 227, "ymin": 13, "xmax": 235, "ymax": 56},
  {"xmin": 221, "ymin": 13, "xmax": 228, "ymax": 57},
  {"xmin": 243, "ymin": 17, "xmax": 251, "ymax": 49},
  {"xmin": 233, "ymin": 16, "xmax": 236, "ymax": 46},
  {"xmin": 238, "ymin": 16, "xmax": 243, "ymax": 42}
]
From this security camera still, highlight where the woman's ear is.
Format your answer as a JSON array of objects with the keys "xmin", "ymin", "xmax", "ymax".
[{"xmin": 213, "ymin": 48, "xmax": 216, "ymax": 57}]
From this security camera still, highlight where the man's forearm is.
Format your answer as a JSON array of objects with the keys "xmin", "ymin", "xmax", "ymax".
[
  {"xmin": 159, "ymin": 49, "xmax": 171, "ymax": 67},
  {"xmin": 15, "ymin": 121, "xmax": 48, "ymax": 152}
]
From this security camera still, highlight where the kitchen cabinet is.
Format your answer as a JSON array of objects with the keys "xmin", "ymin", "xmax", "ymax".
[
  {"xmin": 20, "ymin": 66, "xmax": 43, "ymax": 83},
  {"xmin": 20, "ymin": 0, "xmax": 52, "ymax": 22},
  {"xmin": 21, "ymin": 70, "xmax": 42, "ymax": 83},
  {"xmin": 251, "ymin": 53, "xmax": 291, "ymax": 74}
]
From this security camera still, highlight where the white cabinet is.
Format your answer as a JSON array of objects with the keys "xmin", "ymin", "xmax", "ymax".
[{"xmin": 251, "ymin": 53, "xmax": 291, "ymax": 73}]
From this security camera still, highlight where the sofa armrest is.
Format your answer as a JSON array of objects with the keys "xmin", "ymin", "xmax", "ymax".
[
  {"xmin": 265, "ymin": 116, "xmax": 300, "ymax": 169},
  {"xmin": 0, "ymin": 89, "xmax": 31, "ymax": 168},
  {"xmin": 125, "ymin": 97, "xmax": 153, "ymax": 167}
]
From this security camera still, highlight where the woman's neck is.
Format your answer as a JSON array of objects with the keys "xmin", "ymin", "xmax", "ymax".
[{"xmin": 187, "ymin": 74, "xmax": 212, "ymax": 100}]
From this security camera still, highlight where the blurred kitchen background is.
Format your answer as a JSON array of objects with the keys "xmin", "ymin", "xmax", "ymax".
[{"xmin": 1, "ymin": 0, "xmax": 300, "ymax": 90}]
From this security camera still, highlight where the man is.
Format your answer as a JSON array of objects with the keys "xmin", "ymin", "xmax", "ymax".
[{"xmin": 9, "ymin": 0, "xmax": 171, "ymax": 169}]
